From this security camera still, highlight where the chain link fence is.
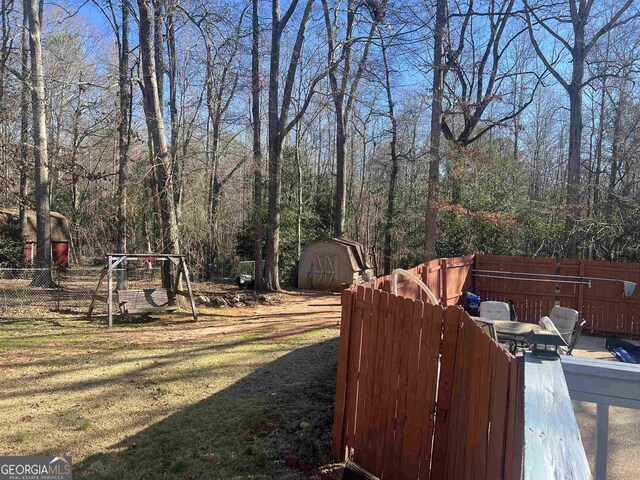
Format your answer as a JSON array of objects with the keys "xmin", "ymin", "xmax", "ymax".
[{"xmin": 0, "ymin": 266, "xmax": 166, "ymax": 319}]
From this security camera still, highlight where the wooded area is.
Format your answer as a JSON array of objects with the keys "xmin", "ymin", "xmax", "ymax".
[{"xmin": 1, "ymin": 0, "xmax": 639, "ymax": 290}]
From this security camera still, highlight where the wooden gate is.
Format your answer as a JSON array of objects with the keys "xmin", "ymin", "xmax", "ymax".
[{"xmin": 332, "ymin": 286, "xmax": 523, "ymax": 479}]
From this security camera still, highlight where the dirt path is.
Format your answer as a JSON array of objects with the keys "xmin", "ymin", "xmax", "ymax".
[{"xmin": 0, "ymin": 291, "xmax": 342, "ymax": 479}]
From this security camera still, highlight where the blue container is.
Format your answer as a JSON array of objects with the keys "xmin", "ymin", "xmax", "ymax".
[{"xmin": 466, "ymin": 292, "xmax": 481, "ymax": 316}]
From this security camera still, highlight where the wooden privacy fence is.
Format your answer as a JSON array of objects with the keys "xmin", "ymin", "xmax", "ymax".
[
  {"xmin": 332, "ymin": 286, "xmax": 523, "ymax": 479},
  {"xmin": 476, "ymin": 255, "xmax": 640, "ymax": 338},
  {"xmin": 372, "ymin": 255, "xmax": 640, "ymax": 338},
  {"xmin": 365, "ymin": 256, "xmax": 474, "ymax": 307}
]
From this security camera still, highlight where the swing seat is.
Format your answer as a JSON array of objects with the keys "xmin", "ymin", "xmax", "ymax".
[{"xmin": 117, "ymin": 288, "xmax": 178, "ymax": 316}]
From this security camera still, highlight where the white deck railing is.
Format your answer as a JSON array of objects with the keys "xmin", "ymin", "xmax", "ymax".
[
  {"xmin": 523, "ymin": 353, "xmax": 590, "ymax": 480},
  {"xmin": 561, "ymin": 356, "xmax": 640, "ymax": 480}
]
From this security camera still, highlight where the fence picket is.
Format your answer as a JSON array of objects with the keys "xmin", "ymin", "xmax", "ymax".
[
  {"xmin": 391, "ymin": 299, "xmax": 422, "ymax": 476},
  {"xmin": 331, "ymin": 289, "xmax": 354, "ymax": 460},
  {"xmin": 381, "ymin": 297, "xmax": 410, "ymax": 475},
  {"xmin": 353, "ymin": 288, "xmax": 374, "ymax": 463},
  {"xmin": 487, "ymin": 342, "xmax": 509, "ymax": 479},
  {"xmin": 345, "ymin": 286, "xmax": 366, "ymax": 450},
  {"xmin": 367, "ymin": 291, "xmax": 391, "ymax": 473},
  {"xmin": 418, "ymin": 303, "xmax": 444, "ymax": 480},
  {"xmin": 399, "ymin": 300, "xmax": 428, "ymax": 479},
  {"xmin": 431, "ymin": 306, "xmax": 463, "ymax": 479},
  {"xmin": 375, "ymin": 293, "xmax": 400, "ymax": 474}
]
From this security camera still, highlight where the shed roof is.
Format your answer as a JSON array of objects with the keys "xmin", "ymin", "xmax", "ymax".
[{"xmin": 0, "ymin": 208, "xmax": 70, "ymax": 243}]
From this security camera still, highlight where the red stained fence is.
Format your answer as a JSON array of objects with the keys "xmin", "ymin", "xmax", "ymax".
[
  {"xmin": 364, "ymin": 256, "xmax": 475, "ymax": 308},
  {"xmin": 476, "ymin": 255, "xmax": 640, "ymax": 339},
  {"xmin": 364, "ymin": 255, "xmax": 640, "ymax": 338},
  {"xmin": 332, "ymin": 286, "xmax": 523, "ymax": 479}
]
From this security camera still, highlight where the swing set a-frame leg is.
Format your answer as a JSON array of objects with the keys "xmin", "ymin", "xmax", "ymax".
[
  {"xmin": 87, "ymin": 267, "xmax": 108, "ymax": 320},
  {"xmin": 180, "ymin": 258, "xmax": 198, "ymax": 322}
]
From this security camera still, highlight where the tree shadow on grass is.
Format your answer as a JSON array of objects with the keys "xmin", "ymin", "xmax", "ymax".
[{"xmin": 75, "ymin": 338, "xmax": 339, "ymax": 480}]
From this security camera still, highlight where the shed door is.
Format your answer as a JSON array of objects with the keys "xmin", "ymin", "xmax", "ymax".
[{"xmin": 311, "ymin": 254, "xmax": 337, "ymax": 289}]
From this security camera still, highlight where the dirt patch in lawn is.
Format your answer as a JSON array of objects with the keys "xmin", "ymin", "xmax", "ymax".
[{"xmin": 0, "ymin": 290, "xmax": 342, "ymax": 479}]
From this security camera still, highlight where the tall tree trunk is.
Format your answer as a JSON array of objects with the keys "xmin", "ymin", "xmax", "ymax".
[
  {"xmin": 565, "ymin": 81, "xmax": 583, "ymax": 258},
  {"xmin": 153, "ymin": 0, "xmax": 164, "ymax": 99},
  {"xmin": 333, "ymin": 102, "xmax": 346, "ymax": 237},
  {"xmin": 265, "ymin": 0, "xmax": 284, "ymax": 291},
  {"xmin": 424, "ymin": 0, "xmax": 446, "ymax": 261},
  {"xmin": 321, "ymin": 0, "xmax": 378, "ymax": 238},
  {"xmin": 592, "ymin": 79, "xmax": 606, "ymax": 220},
  {"xmin": 137, "ymin": 0, "xmax": 180, "ymax": 287},
  {"xmin": 19, "ymin": 5, "xmax": 29, "ymax": 244},
  {"xmin": 264, "ymin": 119, "xmax": 282, "ymax": 291},
  {"xmin": 381, "ymin": 32, "xmax": 398, "ymax": 275},
  {"xmin": 264, "ymin": 0, "xmax": 315, "ymax": 291},
  {"xmin": 206, "ymin": 73, "xmax": 221, "ymax": 276},
  {"xmin": 607, "ymin": 77, "xmax": 627, "ymax": 221},
  {"xmin": 26, "ymin": 0, "xmax": 53, "ymax": 285},
  {"xmin": 69, "ymin": 79, "xmax": 84, "ymax": 263},
  {"xmin": 116, "ymin": 0, "xmax": 130, "ymax": 287},
  {"xmin": 252, "ymin": 0, "xmax": 264, "ymax": 289},
  {"xmin": 207, "ymin": 115, "xmax": 221, "ymax": 276},
  {"xmin": 167, "ymin": 0, "xmax": 182, "ymax": 221},
  {"xmin": 295, "ymin": 127, "xmax": 303, "ymax": 260}
]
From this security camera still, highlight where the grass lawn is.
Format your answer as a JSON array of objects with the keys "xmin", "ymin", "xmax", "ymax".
[{"xmin": 0, "ymin": 292, "xmax": 342, "ymax": 479}]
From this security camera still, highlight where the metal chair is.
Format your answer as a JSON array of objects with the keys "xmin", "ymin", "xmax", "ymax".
[
  {"xmin": 472, "ymin": 317, "xmax": 499, "ymax": 343},
  {"xmin": 539, "ymin": 309, "xmax": 585, "ymax": 355},
  {"xmin": 566, "ymin": 319, "xmax": 586, "ymax": 356}
]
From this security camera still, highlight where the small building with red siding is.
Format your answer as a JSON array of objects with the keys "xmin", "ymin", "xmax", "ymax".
[{"xmin": 0, "ymin": 208, "xmax": 71, "ymax": 266}]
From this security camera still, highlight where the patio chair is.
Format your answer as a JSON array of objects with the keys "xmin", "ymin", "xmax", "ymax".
[
  {"xmin": 539, "ymin": 308, "xmax": 586, "ymax": 355},
  {"xmin": 566, "ymin": 320, "xmax": 587, "ymax": 355},
  {"xmin": 479, "ymin": 301, "xmax": 511, "ymax": 321},
  {"xmin": 539, "ymin": 316, "xmax": 568, "ymax": 355},
  {"xmin": 472, "ymin": 317, "xmax": 499, "ymax": 343},
  {"xmin": 548, "ymin": 306, "xmax": 580, "ymax": 343}
]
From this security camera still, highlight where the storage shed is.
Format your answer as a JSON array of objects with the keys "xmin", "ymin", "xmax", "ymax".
[
  {"xmin": 298, "ymin": 238, "xmax": 374, "ymax": 290},
  {"xmin": 0, "ymin": 208, "xmax": 71, "ymax": 266}
]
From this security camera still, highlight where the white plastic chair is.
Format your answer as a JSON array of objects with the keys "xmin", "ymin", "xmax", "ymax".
[{"xmin": 479, "ymin": 301, "xmax": 511, "ymax": 321}]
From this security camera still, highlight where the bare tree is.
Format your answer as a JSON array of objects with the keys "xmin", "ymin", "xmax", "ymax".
[
  {"xmin": 264, "ymin": 0, "xmax": 322, "ymax": 290},
  {"xmin": 19, "ymin": 3, "xmax": 29, "ymax": 242},
  {"xmin": 524, "ymin": 0, "xmax": 640, "ymax": 257},
  {"xmin": 0, "ymin": 0, "xmax": 14, "ymax": 103},
  {"xmin": 424, "ymin": 0, "xmax": 446, "ymax": 261},
  {"xmin": 252, "ymin": 0, "xmax": 264, "ymax": 289},
  {"xmin": 25, "ymin": 0, "xmax": 53, "ymax": 285},
  {"xmin": 184, "ymin": 3, "xmax": 246, "ymax": 277},
  {"xmin": 137, "ymin": 0, "xmax": 180, "ymax": 281},
  {"xmin": 378, "ymin": 27, "xmax": 398, "ymax": 275},
  {"xmin": 321, "ymin": 0, "xmax": 381, "ymax": 237}
]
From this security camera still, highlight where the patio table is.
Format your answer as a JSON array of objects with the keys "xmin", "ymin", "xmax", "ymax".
[
  {"xmin": 492, "ymin": 320, "xmax": 542, "ymax": 354},
  {"xmin": 492, "ymin": 320, "xmax": 541, "ymax": 339},
  {"xmin": 472, "ymin": 318, "xmax": 547, "ymax": 354}
]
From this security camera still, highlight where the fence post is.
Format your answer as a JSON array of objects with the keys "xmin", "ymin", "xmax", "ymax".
[
  {"xmin": 472, "ymin": 254, "xmax": 477, "ymax": 294},
  {"xmin": 441, "ymin": 258, "xmax": 448, "ymax": 307},
  {"xmin": 107, "ymin": 255, "xmax": 113, "ymax": 328},
  {"xmin": 578, "ymin": 259, "xmax": 585, "ymax": 316}
]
